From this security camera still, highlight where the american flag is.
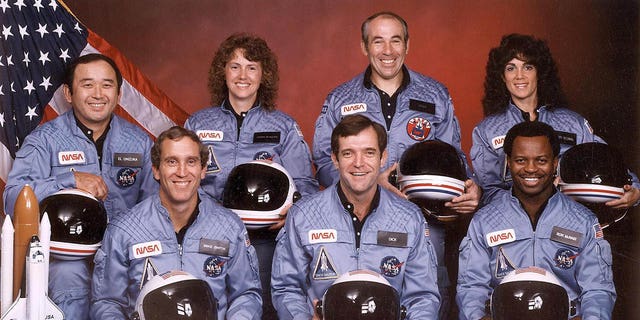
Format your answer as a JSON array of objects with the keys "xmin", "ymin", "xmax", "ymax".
[
  {"xmin": 0, "ymin": 0, "xmax": 189, "ymax": 214},
  {"xmin": 593, "ymin": 223, "xmax": 604, "ymax": 239}
]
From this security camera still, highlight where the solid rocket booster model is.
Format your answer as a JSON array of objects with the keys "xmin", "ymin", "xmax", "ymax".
[
  {"xmin": 11, "ymin": 185, "xmax": 40, "ymax": 300},
  {"xmin": 0, "ymin": 185, "xmax": 64, "ymax": 319}
]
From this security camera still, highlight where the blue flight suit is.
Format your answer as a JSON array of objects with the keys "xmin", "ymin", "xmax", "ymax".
[
  {"xmin": 457, "ymin": 189, "xmax": 616, "ymax": 320},
  {"xmin": 271, "ymin": 185, "xmax": 440, "ymax": 319},
  {"xmin": 91, "ymin": 191, "xmax": 262, "ymax": 319},
  {"xmin": 3, "ymin": 111, "xmax": 157, "ymax": 319},
  {"xmin": 185, "ymin": 101, "xmax": 318, "ymax": 319}
]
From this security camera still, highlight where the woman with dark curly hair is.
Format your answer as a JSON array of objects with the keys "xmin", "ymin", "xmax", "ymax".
[
  {"xmin": 471, "ymin": 33, "xmax": 639, "ymax": 206},
  {"xmin": 185, "ymin": 33, "xmax": 318, "ymax": 319}
]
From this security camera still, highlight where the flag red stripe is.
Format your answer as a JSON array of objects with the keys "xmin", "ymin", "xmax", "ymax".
[{"xmin": 86, "ymin": 30, "xmax": 189, "ymax": 131}]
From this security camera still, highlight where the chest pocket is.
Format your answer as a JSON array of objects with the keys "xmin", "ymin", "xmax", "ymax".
[{"xmin": 51, "ymin": 151, "xmax": 97, "ymax": 175}]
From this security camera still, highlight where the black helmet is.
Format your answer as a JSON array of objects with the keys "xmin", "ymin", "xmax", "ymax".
[
  {"xmin": 222, "ymin": 161, "xmax": 300, "ymax": 229},
  {"xmin": 39, "ymin": 189, "xmax": 107, "ymax": 260},
  {"xmin": 491, "ymin": 267, "xmax": 569, "ymax": 320},
  {"xmin": 559, "ymin": 142, "xmax": 631, "ymax": 227},
  {"xmin": 397, "ymin": 140, "xmax": 467, "ymax": 223},
  {"xmin": 316, "ymin": 270, "xmax": 406, "ymax": 320},
  {"xmin": 133, "ymin": 270, "xmax": 217, "ymax": 320}
]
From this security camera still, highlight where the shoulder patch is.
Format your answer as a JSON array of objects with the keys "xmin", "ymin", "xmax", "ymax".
[
  {"xmin": 584, "ymin": 119, "xmax": 594, "ymax": 135},
  {"xmin": 593, "ymin": 223, "xmax": 604, "ymax": 239},
  {"xmin": 294, "ymin": 123, "xmax": 304, "ymax": 137}
]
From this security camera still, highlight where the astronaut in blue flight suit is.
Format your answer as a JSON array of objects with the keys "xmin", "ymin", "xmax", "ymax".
[
  {"xmin": 3, "ymin": 54, "xmax": 157, "ymax": 320},
  {"xmin": 312, "ymin": 12, "xmax": 480, "ymax": 318},
  {"xmin": 184, "ymin": 34, "xmax": 318, "ymax": 319},
  {"xmin": 471, "ymin": 33, "xmax": 640, "ymax": 206},
  {"xmin": 457, "ymin": 121, "xmax": 615, "ymax": 320},
  {"xmin": 272, "ymin": 115, "xmax": 440, "ymax": 319},
  {"xmin": 91, "ymin": 126, "xmax": 262, "ymax": 320}
]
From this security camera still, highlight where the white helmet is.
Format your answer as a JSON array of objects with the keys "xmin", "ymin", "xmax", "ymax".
[
  {"xmin": 316, "ymin": 269, "xmax": 406, "ymax": 319},
  {"xmin": 39, "ymin": 189, "xmax": 107, "ymax": 260},
  {"xmin": 133, "ymin": 270, "xmax": 217, "ymax": 320},
  {"xmin": 222, "ymin": 161, "xmax": 300, "ymax": 229},
  {"xmin": 491, "ymin": 267, "xmax": 570, "ymax": 320},
  {"xmin": 397, "ymin": 140, "xmax": 467, "ymax": 223}
]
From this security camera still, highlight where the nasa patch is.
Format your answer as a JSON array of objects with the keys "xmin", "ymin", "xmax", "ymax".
[
  {"xmin": 340, "ymin": 103, "xmax": 367, "ymax": 116},
  {"xmin": 380, "ymin": 256, "xmax": 404, "ymax": 277},
  {"xmin": 132, "ymin": 241, "xmax": 163, "ymax": 259},
  {"xmin": 491, "ymin": 135, "xmax": 506, "ymax": 150},
  {"xmin": 196, "ymin": 130, "xmax": 224, "ymax": 142},
  {"xmin": 405, "ymin": 117, "xmax": 431, "ymax": 141},
  {"xmin": 116, "ymin": 168, "xmax": 138, "ymax": 187},
  {"xmin": 554, "ymin": 248, "xmax": 578, "ymax": 269},
  {"xmin": 58, "ymin": 151, "xmax": 86, "ymax": 165},
  {"xmin": 203, "ymin": 256, "xmax": 227, "ymax": 277},
  {"xmin": 254, "ymin": 151, "xmax": 274, "ymax": 161}
]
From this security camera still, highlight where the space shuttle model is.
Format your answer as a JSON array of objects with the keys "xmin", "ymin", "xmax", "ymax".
[{"xmin": 1, "ymin": 185, "xmax": 64, "ymax": 320}]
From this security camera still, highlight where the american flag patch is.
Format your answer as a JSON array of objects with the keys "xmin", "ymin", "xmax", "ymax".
[{"xmin": 593, "ymin": 223, "xmax": 604, "ymax": 239}]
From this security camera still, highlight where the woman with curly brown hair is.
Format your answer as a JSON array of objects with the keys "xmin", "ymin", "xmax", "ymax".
[
  {"xmin": 471, "ymin": 33, "xmax": 639, "ymax": 206},
  {"xmin": 185, "ymin": 33, "xmax": 318, "ymax": 319}
]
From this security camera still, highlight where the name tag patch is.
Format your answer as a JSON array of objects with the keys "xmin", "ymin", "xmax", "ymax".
[
  {"xmin": 132, "ymin": 240, "xmax": 163, "ymax": 259},
  {"xmin": 408, "ymin": 99, "xmax": 436, "ymax": 114},
  {"xmin": 58, "ymin": 151, "xmax": 85, "ymax": 165},
  {"xmin": 199, "ymin": 239, "xmax": 230, "ymax": 257},
  {"xmin": 486, "ymin": 229, "xmax": 516, "ymax": 247},
  {"xmin": 340, "ymin": 103, "xmax": 367, "ymax": 116},
  {"xmin": 253, "ymin": 132, "xmax": 281, "ymax": 143},
  {"xmin": 377, "ymin": 231, "xmax": 408, "ymax": 247},
  {"xmin": 550, "ymin": 226, "xmax": 583, "ymax": 248},
  {"xmin": 114, "ymin": 153, "xmax": 143, "ymax": 167},
  {"xmin": 197, "ymin": 130, "xmax": 224, "ymax": 142},
  {"xmin": 555, "ymin": 131, "xmax": 577, "ymax": 146},
  {"xmin": 308, "ymin": 229, "xmax": 337, "ymax": 244}
]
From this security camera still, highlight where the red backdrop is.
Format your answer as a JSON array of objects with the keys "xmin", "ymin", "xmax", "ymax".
[
  {"xmin": 63, "ymin": 1, "xmax": 639, "ymax": 317},
  {"xmin": 63, "ymin": 0, "xmax": 638, "ymax": 159}
]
